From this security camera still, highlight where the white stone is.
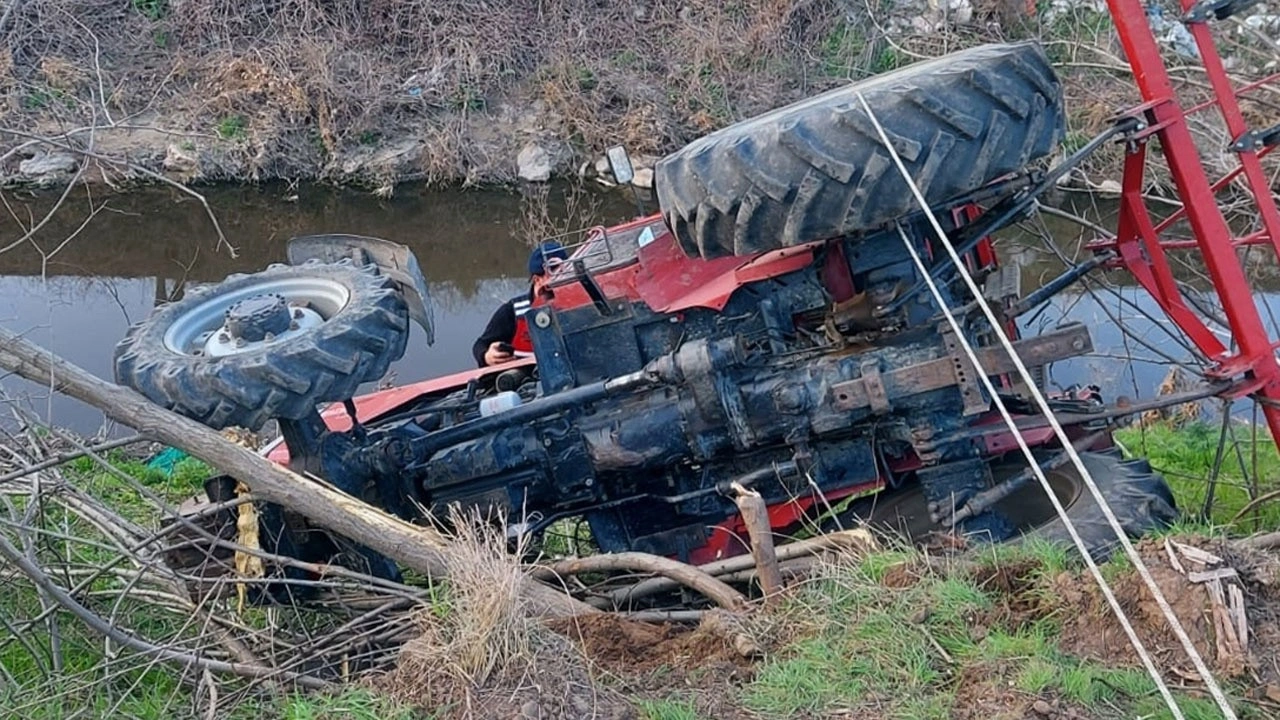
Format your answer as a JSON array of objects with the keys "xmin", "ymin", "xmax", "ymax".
[
  {"xmin": 18, "ymin": 151, "xmax": 78, "ymax": 178},
  {"xmin": 632, "ymin": 153, "xmax": 661, "ymax": 170},
  {"xmin": 517, "ymin": 143, "xmax": 554, "ymax": 182},
  {"xmin": 632, "ymin": 167, "xmax": 654, "ymax": 189},
  {"xmin": 910, "ymin": 15, "xmax": 936, "ymax": 33}
]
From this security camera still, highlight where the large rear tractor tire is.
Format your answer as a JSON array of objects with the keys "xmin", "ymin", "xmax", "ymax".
[
  {"xmin": 654, "ymin": 41, "xmax": 1066, "ymax": 259},
  {"xmin": 114, "ymin": 259, "xmax": 409, "ymax": 431},
  {"xmin": 1011, "ymin": 449, "xmax": 1179, "ymax": 560},
  {"xmin": 834, "ymin": 449, "xmax": 1178, "ymax": 561}
]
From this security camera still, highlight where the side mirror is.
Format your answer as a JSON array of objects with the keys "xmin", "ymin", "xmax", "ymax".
[{"xmin": 606, "ymin": 146, "xmax": 635, "ymax": 186}]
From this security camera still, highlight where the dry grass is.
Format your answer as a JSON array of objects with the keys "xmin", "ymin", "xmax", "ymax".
[
  {"xmin": 376, "ymin": 507, "xmax": 628, "ymax": 718},
  {"xmin": 1, "ymin": 0, "xmax": 1275, "ymax": 191},
  {"xmin": 394, "ymin": 509, "xmax": 537, "ymax": 693},
  {"xmin": 0, "ymin": 1, "xmax": 892, "ymax": 183}
]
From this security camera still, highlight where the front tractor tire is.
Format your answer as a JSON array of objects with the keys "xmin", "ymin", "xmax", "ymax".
[{"xmin": 114, "ymin": 259, "xmax": 409, "ymax": 431}]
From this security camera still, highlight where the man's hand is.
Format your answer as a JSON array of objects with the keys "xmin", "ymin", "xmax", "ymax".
[{"xmin": 483, "ymin": 341, "xmax": 515, "ymax": 366}]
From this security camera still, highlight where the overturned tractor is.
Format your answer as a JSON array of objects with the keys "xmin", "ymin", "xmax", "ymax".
[{"xmin": 115, "ymin": 41, "xmax": 1178, "ymax": 592}]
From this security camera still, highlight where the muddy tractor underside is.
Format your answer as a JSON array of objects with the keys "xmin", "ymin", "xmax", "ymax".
[{"xmin": 115, "ymin": 41, "xmax": 1180, "ymax": 590}]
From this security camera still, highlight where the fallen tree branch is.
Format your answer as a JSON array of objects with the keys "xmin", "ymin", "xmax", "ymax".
[
  {"xmin": 716, "ymin": 556, "xmax": 818, "ymax": 585},
  {"xmin": 1230, "ymin": 488, "xmax": 1280, "ymax": 526},
  {"xmin": 599, "ymin": 529, "xmax": 875, "ymax": 607},
  {"xmin": 0, "ymin": 433, "xmax": 148, "ymax": 486},
  {"xmin": 536, "ymin": 551, "xmax": 748, "ymax": 611},
  {"xmin": 0, "ymin": 326, "xmax": 594, "ymax": 618},
  {"xmin": 1240, "ymin": 531, "xmax": 1280, "ymax": 550},
  {"xmin": 0, "ymin": 528, "xmax": 329, "ymax": 689}
]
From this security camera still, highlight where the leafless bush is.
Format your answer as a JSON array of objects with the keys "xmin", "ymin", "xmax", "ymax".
[
  {"xmin": 1, "ymin": 0, "xmax": 1276, "ymax": 188},
  {"xmin": 513, "ymin": 181, "xmax": 605, "ymax": 249},
  {"xmin": 0, "ymin": 396, "xmax": 436, "ymax": 715}
]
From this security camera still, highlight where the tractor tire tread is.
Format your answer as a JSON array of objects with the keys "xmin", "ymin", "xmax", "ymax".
[
  {"xmin": 113, "ymin": 260, "xmax": 409, "ymax": 432},
  {"xmin": 653, "ymin": 42, "xmax": 1066, "ymax": 258}
]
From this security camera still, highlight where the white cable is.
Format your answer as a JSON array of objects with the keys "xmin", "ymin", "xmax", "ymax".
[{"xmin": 856, "ymin": 92, "xmax": 1236, "ymax": 720}]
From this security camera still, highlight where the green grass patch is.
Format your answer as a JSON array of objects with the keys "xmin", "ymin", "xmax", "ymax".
[
  {"xmin": 0, "ymin": 581, "xmax": 192, "ymax": 719},
  {"xmin": 612, "ymin": 49, "xmax": 641, "ymax": 68},
  {"xmin": 538, "ymin": 516, "xmax": 597, "ymax": 558},
  {"xmin": 217, "ymin": 114, "xmax": 248, "ymax": 140},
  {"xmin": 1116, "ymin": 421, "xmax": 1280, "ymax": 529},
  {"xmin": 740, "ymin": 546, "xmax": 1260, "ymax": 718},
  {"xmin": 637, "ymin": 697, "xmax": 702, "ymax": 720},
  {"xmin": 1014, "ymin": 658, "xmax": 1059, "ymax": 694},
  {"xmin": 64, "ymin": 449, "xmax": 210, "ymax": 526},
  {"xmin": 131, "ymin": 0, "xmax": 168, "ymax": 21},
  {"xmin": 744, "ymin": 563, "xmax": 992, "ymax": 716},
  {"xmin": 448, "ymin": 86, "xmax": 485, "ymax": 112},
  {"xmin": 273, "ymin": 688, "xmax": 421, "ymax": 720},
  {"xmin": 20, "ymin": 87, "xmax": 75, "ymax": 111},
  {"xmin": 853, "ymin": 548, "xmax": 917, "ymax": 582},
  {"xmin": 818, "ymin": 22, "xmax": 867, "ymax": 77}
]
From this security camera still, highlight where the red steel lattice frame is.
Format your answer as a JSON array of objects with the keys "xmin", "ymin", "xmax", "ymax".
[{"xmin": 1093, "ymin": 0, "xmax": 1280, "ymax": 443}]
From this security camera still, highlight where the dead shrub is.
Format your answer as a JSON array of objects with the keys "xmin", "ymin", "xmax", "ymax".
[
  {"xmin": 379, "ymin": 507, "xmax": 602, "ymax": 715},
  {"xmin": 399, "ymin": 513, "xmax": 534, "ymax": 688},
  {"xmin": 513, "ymin": 181, "xmax": 604, "ymax": 248},
  {"xmin": 38, "ymin": 55, "xmax": 85, "ymax": 91}
]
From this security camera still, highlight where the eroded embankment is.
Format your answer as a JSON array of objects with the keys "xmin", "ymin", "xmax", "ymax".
[{"xmin": 2, "ymin": 1, "xmax": 1278, "ymax": 193}]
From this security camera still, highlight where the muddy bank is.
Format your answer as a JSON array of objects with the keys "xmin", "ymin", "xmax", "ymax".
[
  {"xmin": 5, "ymin": 1, "xmax": 1274, "ymax": 194},
  {"xmin": 1, "ymin": 0, "xmax": 866, "ymax": 191},
  {"xmin": 6, "ymin": 1, "xmax": 1276, "ymax": 193}
]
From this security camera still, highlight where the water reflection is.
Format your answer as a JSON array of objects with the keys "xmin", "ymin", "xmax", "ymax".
[
  {"xmin": 0, "ymin": 183, "xmax": 635, "ymax": 433},
  {"xmin": 1, "ymin": 183, "xmax": 1274, "ymax": 433},
  {"xmin": 998, "ymin": 203, "xmax": 1280, "ymax": 415}
]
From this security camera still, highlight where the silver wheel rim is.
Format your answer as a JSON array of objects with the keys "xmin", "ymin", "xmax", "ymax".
[{"xmin": 163, "ymin": 276, "xmax": 351, "ymax": 357}]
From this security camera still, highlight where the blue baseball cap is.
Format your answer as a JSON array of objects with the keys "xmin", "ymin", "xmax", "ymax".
[{"xmin": 528, "ymin": 241, "xmax": 568, "ymax": 276}]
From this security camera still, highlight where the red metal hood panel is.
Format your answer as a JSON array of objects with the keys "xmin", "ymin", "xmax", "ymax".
[
  {"xmin": 264, "ymin": 358, "xmax": 535, "ymax": 464},
  {"xmin": 633, "ymin": 227, "xmax": 819, "ymax": 313},
  {"xmin": 546, "ymin": 217, "xmax": 819, "ymax": 315}
]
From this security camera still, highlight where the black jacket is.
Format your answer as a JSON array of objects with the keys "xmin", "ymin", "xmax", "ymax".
[{"xmin": 472, "ymin": 292, "xmax": 527, "ymax": 367}]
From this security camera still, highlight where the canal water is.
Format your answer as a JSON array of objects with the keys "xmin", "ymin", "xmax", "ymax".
[{"xmin": 0, "ymin": 183, "xmax": 1272, "ymax": 435}]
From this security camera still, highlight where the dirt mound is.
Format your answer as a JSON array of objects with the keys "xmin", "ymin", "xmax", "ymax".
[
  {"xmin": 546, "ymin": 611, "xmax": 755, "ymax": 676},
  {"xmin": 547, "ymin": 612, "xmax": 760, "ymax": 720},
  {"xmin": 950, "ymin": 666, "xmax": 1092, "ymax": 720},
  {"xmin": 981, "ymin": 537, "xmax": 1280, "ymax": 686}
]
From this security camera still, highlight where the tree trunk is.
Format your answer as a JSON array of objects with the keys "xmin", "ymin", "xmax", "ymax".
[{"xmin": 0, "ymin": 328, "xmax": 593, "ymax": 618}]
